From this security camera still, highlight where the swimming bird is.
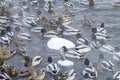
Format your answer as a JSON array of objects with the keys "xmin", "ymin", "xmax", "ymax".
[
  {"xmin": 65, "ymin": 69, "xmax": 76, "ymax": 80},
  {"xmin": 29, "ymin": 68, "xmax": 45, "ymax": 80},
  {"xmin": 112, "ymin": 1, "xmax": 120, "ymax": 7},
  {"xmin": 82, "ymin": 66, "xmax": 97, "ymax": 79},
  {"xmin": 100, "ymin": 60, "xmax": 114, "ymax": 72},
  {"xmin": 17, "ymin": 33, "xmax": 32, "ymax": 40},
  {"xmin": 21, "ymin": 56, "xmax": 42, "ymax": 67},
  {"xmin": 0, "ymin": 72, "xmax": 12, "ymax": 80},
  {"xmin": 43, "ymin": 30, "xmax": 59, "ymax": 38},
  {"xmin": 113, "ymin": 71, "xmax": 120, "ymax": 80},
  {"xmin": 75, "ymin": 45, "xmax": 91, "ymax": 54}
]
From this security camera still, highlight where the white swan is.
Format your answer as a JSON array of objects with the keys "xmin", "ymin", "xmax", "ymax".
[
  {"xmin": 100, "ymin": 60, "xmax": 114, "ymax": 72},
  {"xmin": 113, "ymin": 71, "xmax": 120, "ymax": 80},
  {"xmin": 82, "ymin": 67, "xmax": 97, "ymax": 79},
  {"xmin": 75, "ymin": 45, "xmax": 91, "ymax": 54},
  {"xmin": 46, "ymin": 63, "xmax": 60, "ymax": 75}
]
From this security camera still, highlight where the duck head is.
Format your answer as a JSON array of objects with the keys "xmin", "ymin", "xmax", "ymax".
[
  {"xmin": 0, "ymin": 61, "xmax": 7, "ymax": 67},
  {"xmin": 100, "ymin": 23, "xmax": 105, "ymax": 28},
  {"xmin": 91, "ymin": 28, "xmax": 97, "ymax": 33},
  {"xmin": 21, "ymin": 56, "xmax": 32, "ymax": 63},
  {"xmin": 47, "ymin": 56, "xmax": 53, "ymax": 63}
]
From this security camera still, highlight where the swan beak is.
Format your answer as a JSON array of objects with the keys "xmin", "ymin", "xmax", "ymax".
[
  {"xmin": 21, "ymin": 59, "xmax": 26, "ymax": 63},
  {"xmin": 3, "ymin": 63, "xmax": 7, "ymax": 67}
]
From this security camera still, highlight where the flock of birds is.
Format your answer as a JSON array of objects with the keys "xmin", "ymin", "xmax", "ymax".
[{"xmin": 0, "ymin": 0, "xmax": 120, "ymax": 80}]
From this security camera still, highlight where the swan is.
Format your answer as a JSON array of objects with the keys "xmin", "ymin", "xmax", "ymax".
[
  {"xmin": 113, "ymin": 71, "xmax": 120, "ymax": 80},
  {"xmin": 75, "ymin": 45, "xmax": 91, "ymax": 54},
  {"xmin": 82, "ymin": 67, "xmax": 97, "ymax": 79},
  {"xmin": 100, "ymin": 60, "xmax": 114, "ymax": 72}
]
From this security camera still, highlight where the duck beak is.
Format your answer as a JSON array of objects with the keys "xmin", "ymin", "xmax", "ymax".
[
  {"xmin": 21, "ymin": 59, "xmax": 26, "ymax": 63},
  {"xmin": 3, "ymin": 63, "xmax": 7, "ymax": 67}
]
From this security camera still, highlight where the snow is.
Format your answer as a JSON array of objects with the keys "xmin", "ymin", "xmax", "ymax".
[
  {"xmin": 58, "ymin": 60, "xmax": 74, "ymax": 66},
  {"xmin": 47, "ymin": 37, "xmax": 75, "ymax": 50}
]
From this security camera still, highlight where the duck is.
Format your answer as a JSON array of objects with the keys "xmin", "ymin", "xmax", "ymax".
[
  {"xmin": 63, "ymin": 28, "xmax": 81, "ymax": 36},
  {"xmin": 16, "ymin": 47, "xmax": 27, "ymax": 56},
  {"xmin": 19, "ymin": 68, "xmax": 32, "ymax": 77},
  {"xmin": 46, "ymin": 56, "xmax": 60, "ymax": 75},
  {"xmin": 97, "ymin": 23, "xmax": 106, "ymax": 34},
  {"xmin": 65, "ymin": 50, "xmax": 85, "ymax": 59},
  {"xmin": 82, "ymin": 66, "xmax": 97, "ymax": 79},
  {"xmin": 99, "ymin": 44, "xmax": 115, "ymax": 54},
  {"xmin": 82, "ymin": 15, "xmax": 92, "ymax": 26},
  {"xmin": 0, "ymin": 72, "xmax": 12, "ymax": 80},
  {"xmin": 112, "ymin": 1, "xmax": 120, "ymax": 7},
  {"xmin": 65, "ymin": 69, "xmax": 76, "ymax": 80},
  {"xmin": 113, "ymin": 52, "xmax": 120, "ymax": 61},
  {"xmin": 43, "ymin": 30, "xmax": 59, "ymax": 38},
  {"xmin": 44, "ymin": 1, "xmax": 54, "ymax": 12},
  {"xmin": 64, "ymin": 1, "xmax": 74, "ymax": 8},
  {"xmin": 91, "ymin": 28, "xmax": 110, "ymax": 41},
  {"xmin": 44, "ymin": 0, "xmax": 55, "ymax": 3},
  {"xmin": 0, "ymin": 36, "xmax": 11, "ymax": 44},
  {"xmin": 31, "ymin": 27, "xmax": 45, "ymax": 33},
  {"xmin": 76, "ymin": 33, "xmax": 89, "ymax": 45},
  {"xmin": 0, "ymin": 50, "xmax": 16, "ymax": 60},
  {"xmin": 6, "ymin": 65, "xmax": 18, "ymax": 77},
  {"xmin": 100, "ymin": 60, "xmax": 114, "ymax": 72},
  {"xmin": 29, "ymin": 68, "xmax": 45, "ymax": 80},
  {"xmin": 17, "ymin": 33, "xmax": 32, "ymax": 40},
  {"xmin": 81, "ymin": 0, "xmax": 95, "ymax": 6},
  {"xmin": 113, "ymin": 71, "xmax": 120, "ymax": 80},
  {"xmin": 0, "ymin": 61, "xmax": 7, "ymax": 67},
  {"xmin": 21, "ymin": 56, "xmax": 42, "ymax": 67},
  {"xmin": 75, "ymin": 45, "xmax": 91, "ymax": 54},
  {"xmin": 81, "ymin": 0, "xmax": 89, "ymax": 5}
]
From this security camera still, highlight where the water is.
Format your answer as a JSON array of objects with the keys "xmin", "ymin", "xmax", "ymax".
[{"xmin": 2, "ymin": 0, "xmax": 120, "ymax": 80}]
